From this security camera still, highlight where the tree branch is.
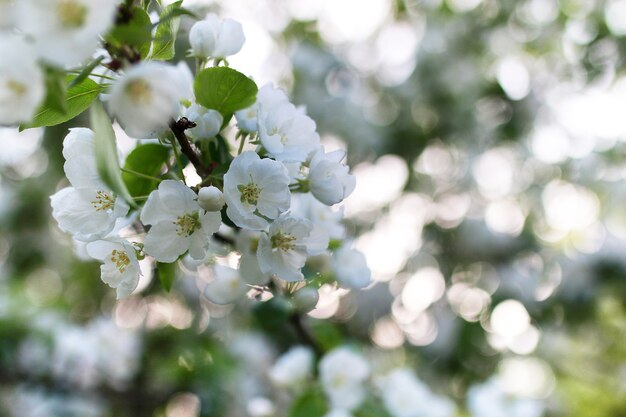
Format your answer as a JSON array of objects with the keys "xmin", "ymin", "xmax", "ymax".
[
  {"xmin": 289, "ymin": 312, "xmax": 324, "ymax": 357},
  {"xmin": 169, "ymin": 118, "xmax": 210, "ymax": 177}
]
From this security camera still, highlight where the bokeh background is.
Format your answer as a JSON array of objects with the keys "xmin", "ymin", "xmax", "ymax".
[{"xmin": 2, "ymin": 0, "xmax": 626, "ymax": 416}]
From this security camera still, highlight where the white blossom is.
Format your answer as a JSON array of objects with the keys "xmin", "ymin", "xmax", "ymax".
[
  {"xmin": 319, "ymin": 347, "xmax": 370, "ymax": 411},
  {"xmin": 269, "ymin": 346, "xmax": 314, "ymax": 387},
  {"xmin": 184, "ymin": 103, "xmax": 223, "ymax": 139},
  {"xmin": 233, "ymin": 230, "xmax": 272, "ymax": 285},
  {"xmin": 223, "ymin": 151, "xmax": 291, "ymax": 230},
  {"xmin": 308, "ymin": 147, "xmax": 356, "ymax": 206},
  {"xmin": 141, "ymin": 180, "xmax": 221, "ymax": 263},
  {"xmin": 291, "ymin": 193, "xmax": 346, "ymax": 239},
  {"xmin": 62, "ymin": 128, "xmax": 103, "ymax": 189},
  {"xmin": 16, "ymin": 0, "xmax": 118, "ymax": 67},
  {"xmin": 235, "ymin": 84, "xmax": 290, "ymax": 133},
  {"xmin": 86, "ymin": 239, "xmax": 141, "ymax": 299},
  {"xmin": 51, "ymin": 187, "xmax": 129, "ymax": 241},
  {"xmin": 239, "ymin": 253, "xmax": 271, "ymax": 285},
  {"xmin": 51, "ymin": 317, "xmax": 140, "ymax": 389},
  {"xmin": 257, "ymin": 100, "xmax": 320, "ymax": 162},
  {"xmin": 292, "ymin": 286, "xmax": 320, "ymax": 312},
  {"xmin": 0, "ymin": 36, "xmax": 45, "ymax": 125},
  {"xmin": 257, "ymin": 215, "xmax": 329, "ymax": 281},
  {"xmin": 50, "ymin": 129, "xmax": 129, "ymax": 241},
  {"xmin": 189, "ymin": 14, "xmax": 245, "ymax": 59},
  {"xmin": 198, "ymin": 185, "xmax": 225, "ymax": 212},
  {"xmin": 378, "ymin": 368, "xmax": 456, "ymax": 417},
  {"xmin": 204, "ymin": 264, "xmax": 247, "ymax": 305},
  {"xmin": 467, "ymin": 379, "xmax": 544, "ymax": 417},
  {"xmin": 109, "ymin": 62, "xmax": 192, "ymax": 138},
  {"xmin": 332, "ymin": 246, "xmax": 371, "ymax": 289}
]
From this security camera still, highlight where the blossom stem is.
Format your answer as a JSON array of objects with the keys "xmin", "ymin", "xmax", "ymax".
[
  {"xmin": 237, "ymin": 133, "xmax": 246, "ymax": 155},
  {"xmin": 289, "ymin": 312, "xmax": 323, "ymax": 357},
  {"xmin": 167, "ymin": 136, "xmax": 186, "ymax": 179},
  {"xmin": 170, "ymin": 118, "xmax": 210, "ymax": 177},
  {"xmin": 120, "ymin": 168, "xmax": 163, "ymax": 182},
  {"xmin": 67, "ymin": 71, "xmax": 115, "ymax": 81}
]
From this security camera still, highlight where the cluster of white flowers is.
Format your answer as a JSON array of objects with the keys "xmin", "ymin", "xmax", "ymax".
[
  {"xmin": 467, "ymin": 378, "xmax": 545, "ymax": 417},
  {"xmin": 41, "ymin": 11, "xmax": 370, "ymax": 301},
  {"xmin": 51, "ymin": 128, "xmax": 139, "ymax": 299},
  {"xmin": 17, "ymin": 315, "xmax": 140, "ymax": 390},
  {"xmin": 2, "ymin": 386, "xmax": 104, "ymax": 417},
  {"xmin": 264, "ymin": 346, "xmax": 463, "ymax": 417},
  {"xmin": 268, "ymin": 345, "xmax": 314, "ymax": 388},
  {"xmin": 319, "ymin": 347, "xmax": 370, "ymax": 415},
  {"xmin": 0, "ymin": 0, "xmax": 119, "ymax": 125},
  {"xmin": 377, "ymin": 368, "xmax": 456, "ymax": 417}
]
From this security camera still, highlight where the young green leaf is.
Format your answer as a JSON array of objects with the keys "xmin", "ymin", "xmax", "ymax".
[
  {"xmin": 194, "ymin": 67, "xmax": 258, "ymax": 116},
  {"xmin": 150, "ymin": 0, "xmax": 183, "ymax": 61},
  {"xmin": 68, "ymin": 55, "xmax": 105, "ymax": 88},
  {"xmin": 20, "ymin": 76, "xmax": 104, "ymax": 131},
  {"xmin": 122, "ymin": 143, "xmax": 171, "ymax": 197},
  {"xmin": 42, "ymin": 67, "xmax": 68, "ymax": 115},
  {"xmin": 91, "ymin": 100, "xmax": 136, "ymax": 208},
  {"xmin": 157, "ymin": 261, "xmax": 177, "ymax": 292},
  {"xmin": 289, "ymin": 388, "xmax": 328, "ymax": 417},
  {"xmin": 107, "ymin": 6, "xmax": 152, "ymax": 58}
]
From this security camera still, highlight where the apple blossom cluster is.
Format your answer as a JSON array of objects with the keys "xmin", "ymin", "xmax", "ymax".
[
  {"xmin": 260, "ymin": 344, "xmax": 458, "ymax": 417},
  {"xmin": 11, "ymin": 4, "xmax": 372, "ymax": 302},
  {"xmin": 0, "ymin": 0, "xmax": 119, "ymax": 125},
  {"xmin": 257, "ymin": 343, "xmax": 545, "ymax": 417}
]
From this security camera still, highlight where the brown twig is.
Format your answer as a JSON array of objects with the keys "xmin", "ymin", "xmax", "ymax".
[
  {"xmin": 289, "ymin": 312, "xmax": 324, "ymax": 357},
  {"xmin": 169, "ymin": 118, "xmax": 210, "ymax": 177}
]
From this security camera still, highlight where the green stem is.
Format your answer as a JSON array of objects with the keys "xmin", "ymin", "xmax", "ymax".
[
  {"xmin": 168, "ymin": 136, "xmax": 186, "ymax": 179},
  {"xmin": 121, "ymin": 168, "xmax": 163, "ymax": 182},
  {"xmin": 170, "ymin": 118, "xmax": 210, "ymax": 177},
  {"xmin": 67, "ymin": 72, "xmax": 116, "ymax": 81},
  {"xmin": 237, "ymin": 134, "xmax": 246, "ymax": 155}
]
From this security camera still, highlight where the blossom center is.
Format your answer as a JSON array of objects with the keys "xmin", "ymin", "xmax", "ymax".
[
  {"xmin": 173, "ymin": 212, "xmax": 199, "ymax": 237},
  {"xmin": 110, "ymin": 249, "xmax": 130, "ymax": 273},
  {"xmin": 7, "ymin": 80, "xmax": 27, "ymax": 97},
  {"xmin": 271, "ymin": 232, "xmax": 296, "ymax": 251},
  {"xmin": 268, "ymin": 127, "xmax": 289, "ymax": 144},
  {"xmin": 57, "ymin": 0, "xmax": 87, "ymax": 28},
  {"xmin": 330, "ymin": 373, "xmax": 348, "ymax": 389},
  {"xmin": 126, "ymin": 79, "xmax": 152, "ymax": 105},
  {"xmin": 91, "ymin": 190, "xmax": 115, "ymax": 212},
  {"xmin": 238, "ymin": 182, "xmax": 261, "ymax": 206}
]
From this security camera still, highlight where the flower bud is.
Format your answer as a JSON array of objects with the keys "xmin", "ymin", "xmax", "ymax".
[
  {"xmin": 189, "ymin": 14, "xmax": 245, "ymax": 59},
  {"xmin": 292, "ymin": 286, "xmax": 319, "ymax": 313},
  {"xmin": 308, "ymin": 148, "xmax": 356, "ymax": 206},
  {"xmin": 184, "ymin": 104, "xmax": 223, "ymax": 139},
  {"xmin": 198, "ymin": 186, "xmax": 225, "ymax": 212}
]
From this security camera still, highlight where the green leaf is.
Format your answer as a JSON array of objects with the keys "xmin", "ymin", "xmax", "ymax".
[
  {"xmin": 42, "ymin": 68, "xmax": 68, "ymax": 115},
  {"xmin": 289, "ymin": 388, "xmax": 328, "ymax": 417},
  {"xmin": 69, "ymin": 55, "xmax": 105, "ymax": 88},
  {"xmin": 91, "ymin": 100, "xmax": 136, "ymax": 208},
  {"xmin": 150, "ymin": 0, "xmax": 182, "ymax": 60},
  {"xmin": 20, "ymin": 76, "xmax": 104, "ymax": 131},
  {"xmin": 157, "ymin": 261, "xmax": 177, "ymax": 292},
  {"xmin": 194, "ymin": 67, "xmax": 258, "ymax": 116},
  {"xmin": 107, "ymin": 6, "xmax": 152, "ymax": 58},
  {"xmin": 354, "ymin": 399, "xmax": 394, "ymax": 417},
  {"xmin": 122, "ymin": 144, "xmax": 170, "ymax": 197},
  {"xmin": 153, "ymin": 5, "xmax": 197, "ymax": 27}
]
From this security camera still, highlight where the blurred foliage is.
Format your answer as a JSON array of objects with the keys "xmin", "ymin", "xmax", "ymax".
[{"xmin": 2, "ymin": 0, "xmax": 626, "ymax": 416}]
